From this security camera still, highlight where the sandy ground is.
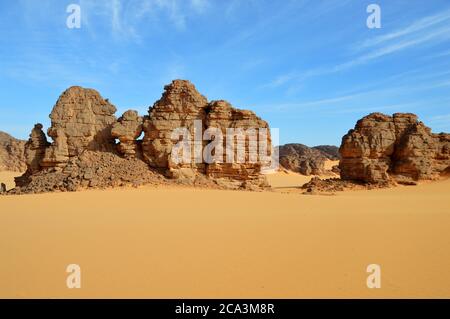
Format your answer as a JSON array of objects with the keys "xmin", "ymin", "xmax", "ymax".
[
  {"xmin": 1, "ymin": 169, "xmax": 450, "ymax": 298},
  {"xmin": 0, "ymin": 171, "xmax": 21, "ymax": 191}
]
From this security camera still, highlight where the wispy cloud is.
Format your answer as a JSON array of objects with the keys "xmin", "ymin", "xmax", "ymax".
[
  {"xmin": 357, "ymin": 8, "xmax": 450, "ymax": 50},
  {"xmin": 265, "ymin": 8, "xmax": 450, "ymax": 90},
  {"xmin": 337, "ymin": 25, "xmax": 450, "ymax": 70},
  {"xmin": 80, "ymin": 0, "xmax": 211, "ymax": 39},
  {"xmin": 262, "ymin": 73, "xmax": 298, "ymax": 89},
  {"xmin": 260, "ymin": 81, "xmax": 450, "ymax": 113}
]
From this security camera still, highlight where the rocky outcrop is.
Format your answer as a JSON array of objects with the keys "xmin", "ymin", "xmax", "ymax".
[
  {"xmin": 112, "ymin": 110, "xmax": 143, "ymax": 158},
  {"xmin": 142, "ymin": 80, "xmax": 272, "ymax": 189},
  {"xmin": 8, "ymin": 80, "xmax": 273, "ymax": 194},
  {"xmin": 204, "ymin": 100, "xmax": 271, "ymax": 188},
  {"xmin": 41, "ymin": 86, "xmax": 117, "ymax": 169},
  {"xmin": 23, "ymin": 124, "xmax": 50, "ymax": 174},
  {"xmin": 339, "ymin": 113, "xmax": 450, "ymax": 183},
  {"xmin": 142, "ymin": 80, "xmax": 208, "ymax": 175},
  {"xmin": 278, "ymin": 143, "xmax": 339, "ymax": 175},
  {"xmin": 0, "ymin": 131, "xmax": 26, "ymax": 172}
]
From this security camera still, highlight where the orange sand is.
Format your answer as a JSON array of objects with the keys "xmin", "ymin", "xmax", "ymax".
[
  {"xmin": 0, "ymin": 171, "xmax": 21, "ymax": 191},
  {"xmin": 0, "ymin": 170, "xmax": 449, "ymax": 298}
]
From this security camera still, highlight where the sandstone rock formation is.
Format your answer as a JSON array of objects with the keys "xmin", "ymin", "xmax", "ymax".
[
  {"xmin": 204, "ymin": 100, "xmax": 272, "ymax": 188},
  {"xmin": 0, "ymin": 131, "xmax": 26, "ymax": 172},
  {"xmin": 112, "ymin": 110, "xmax": 143, "ymax": 158},
  {"xmin": 142, "ymin": 80, "xmax": 208, "ymax": 174},
  {"xmin": 41, "ymin": 86, "xmax": 117, "ymax": 169},
  {"xmin": 278, "ymin": 144, "xmax": 339, "ymax": 175},
  {"xmin": 23, "ymin": 124, "xmax": 50, "ymax": 174},
  {"xmin": 142, "ymin": 80, "xmax": 272, "ymax": 189},
  {"xmin": 8, "ymin": 80, "xmax": 273, "ymax": 194},
  {"xmin": 339, "ymin": 113, "xmax": 450, "ymax": 183}
]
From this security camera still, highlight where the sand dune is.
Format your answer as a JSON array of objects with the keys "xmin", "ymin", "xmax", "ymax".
[{"xmin": 1, "ymin": 170, "xmax": 450, "ymax": 298}]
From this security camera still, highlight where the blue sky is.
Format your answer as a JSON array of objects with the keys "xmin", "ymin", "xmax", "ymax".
[{"xmin": 0, "ymin": 0, "xmax": 449, "ymax": 146}]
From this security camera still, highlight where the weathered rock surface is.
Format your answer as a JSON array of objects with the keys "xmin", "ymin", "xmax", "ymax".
[
  {"xmin": 23, "ymin": 124, "xmax": 50, "ymax": 174},
  {"xmin": 41, "ymin": 86, "xmax": 117, "ymax": 169},
  {"xmin": 339, "ymin": 113, "xmax": 450, "ymax": 183},
  {"xmin": 142, "ymin": 80, "xmax": 272, "ymax": 189},
  {"xmin": 278, "ymin": 143, "xmax": 337, "ymax": 175},
  {"xmin": 142, "ymin": 80, "xmax": 208, "ymax": 173},
  {"xmin": 0, "ymin": 131, "xmax": 26, "ymax": 172},
  {"xmin": 7, "ymin": 80, "xmax": 273, "ymax": 194},
  {"xmin": 10, "ymin": 151, "xmax": 165, "ymax": 194},
  {"xmin": 312, "ymin": 145, "xmax": 340, "ymax": 160},
  {"xmin": 112, "ymin": 110, "xmax": 143, "ymax": 158},
  {"xmin": 204, "ymin": 100, "xmax": 271, "ymax": 189}
]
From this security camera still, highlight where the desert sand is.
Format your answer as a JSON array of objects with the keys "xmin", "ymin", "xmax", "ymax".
[
  {"xmin": 1, "ymin": 169, "xmax": 450, "ymax": 298},
  {"xmin": 0, "ymin": 171, "xmax": 21, "ymax": 191}
]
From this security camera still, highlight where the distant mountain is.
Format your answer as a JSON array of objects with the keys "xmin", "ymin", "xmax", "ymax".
[
  {"xmin": 278, "ymin": 143, "xmax": 340, "ymax": 175},
  {"xmin": 0, "ymin": 131, "xmax": 26, "ymax": 172},
  {"xmin": 312, "ymin": 145, "xmax": 340, "ymax": 160}
]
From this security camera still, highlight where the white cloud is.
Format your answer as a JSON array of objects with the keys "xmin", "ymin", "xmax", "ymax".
[
  {"xmin": 264, "ymin": 8, "xmax": 450, "ymax": 90},
  {"xmin": 357, "ymin": 8, "xmax": 450, "ymax": 50},
  {"xmin": 80, "ymin": 0, "xmax": 211, "ymax": 39}
]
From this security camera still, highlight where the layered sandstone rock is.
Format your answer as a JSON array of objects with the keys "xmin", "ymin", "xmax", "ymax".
[
  {"xmin": 7, "ymin": 80, "xmax": 273, "ymax": 194},
  {"xmin": 0, "ymin": 131, "xmax": 26, "ymax": 172},
  {"xmin": 112, "ymin": 110, "xmax": 144, "ymax": 158},
  {"xmin": 339, "ymin": 113, "xmax": 450, "ymax": 183},
  {"xmin": 142, "ymin": 80, "xmax": 272, "ymax": 189},
  {"xmin": 142, "ymin": 80, "xmax": 208, "ymax": 173},
  {"xmin": 41, "ymin": 86, "xmax": 117, "ymax": 169},
  {"xmin": 204, "ymin": 100, "xmax": 271, "ymax": 188},
  {"xmin": 23, "ymin": 124, "xmax": 50, "ymax": 174}
]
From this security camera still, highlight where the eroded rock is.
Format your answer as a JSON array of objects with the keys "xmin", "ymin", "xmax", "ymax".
[
  {"xmin": 339, "ymin": 112, "xmax": 450, "ymax": 183},
  {"xmin": 0, "ymin": 131, "xmax": 26, "ymax": 172},
  {"xmin": 24, "ymin": 124, "xmax": 50, "ymax": 174},
  {"xmin": 42, "ymin": 86, "xmax": 117, "ymax": 169},
  {"xmin": 278, "ymin": 144, "xmax": 328, "ymax": 175},
  {"xmin": 7, "ymin": 80, "xmax": 274, "ymax": 194},
  {"xmin": 112, "ymin": 110, "xmax": 143, "ymax": 158}
]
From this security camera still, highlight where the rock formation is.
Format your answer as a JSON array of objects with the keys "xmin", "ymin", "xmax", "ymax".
[
  {"xmin": 339, "ymin": 113, "xmax": 450, "ymax": 183},
  {"xmin": 278, "ymin": 144, "xmax": 339, "ymax": 175},
  {"xmin": 23, "ymin": 124, "xmax": 50, "ymax": 174},
  {"xmin": 41, "ymin": 86, "xmax": 117, "ymax": 169},
  {"xmin": 0, "ymin": 131, "xmax": 26, "ymax": 172},
  {"xmin": 142, "ymin": 80, "xmax": 209, "ymax": 174},
  {"xmin": 204, "ymin": 100, "xmax": 272, "ymax": 188},
  {"xmin": 112, "ymin": 110, "xmax": 143, "ymax": 158},
  {"xmin": 7, "ymin": 80, "xmax": 274, "ymax": 194},
  {"xmin": 142, "ymin": 80, "xmax": 272, "ymax": 189}
]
